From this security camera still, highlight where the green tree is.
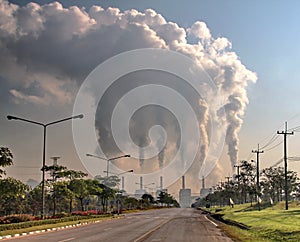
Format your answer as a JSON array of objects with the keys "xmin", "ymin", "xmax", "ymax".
[
  {"xmin": 26, "ymin": 184, "xmax": 42, "ymax": 216},
  {"xmin": 239, "ymin": 160, "xmax": 256, "ymax": 204},
  {"xmin": 123, "ymin": 197, "xmax": 139, "ymax": 209},
  {"xmin": 141, "ymin": 193, "xmax": 155, "ymax": 207},
  {"xmin": 0, "ymin": 177, "xmax": 29, "ymax": 215},
  {"xmin": 44, "ymin": 165, "xmax": 87, "ymax": 215},
  {"xmin": 0, "ymin": 147, "xmax": 13, "ymax": 178},
  {"xmin": 68, "ymin": 179, "xmax": 90, "ymax": 211},
  {"xmin": 94, "ymin": 175, "xmax": 120, "ymax": 188},
  {"xmin": 262, "ymin": 167, "xmax": 299, "ymax": 203},
  {"xmin": 44, "ymin": 165, "xmax": 87, "ymax": 181},
  {"xmin": 51, "ymin": 181, "xmax": 75, "ymax": 215},
  {"xmin": 97, "ymin": 184, "xmax": 115, "ymax": 212},
  {"xmin": 158, "ymin": 191, "xmax": 178, "ymax": 207}
]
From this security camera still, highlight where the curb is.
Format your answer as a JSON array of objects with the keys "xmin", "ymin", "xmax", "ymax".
[
  {"xmin": 197, "ymin": 207, "xmax": 250, "ymax": 230},
  {"xmin": 0, "ymin": 217, "xmax": 126, "ymax": 240},
  {"xmin": 0, "ymin": 223, "xmax": 87, "ymax": 240}
]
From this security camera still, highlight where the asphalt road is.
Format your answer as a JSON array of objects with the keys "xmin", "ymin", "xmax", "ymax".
[{"xmin": 4, "ymin": 208, "xmax": 233, "ymax": 242}]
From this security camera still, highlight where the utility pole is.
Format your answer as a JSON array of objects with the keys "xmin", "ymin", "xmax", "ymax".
[
  {"xmin": 252, "ymin": 144, "xmax": 264, "ymax": 211},
  {"xmin": 277, "ymin": 122, "xmax": 294, "ymax": 210},
  {"xmin": 234, "ymin": 165, "xmax": 241, "ymax": 182},
  {"xmin": 234, "ymin": 164, "xmax": 241, "ymax": 204},
  {"xmin": 225, "ymin": 176, "xmax": 231, "ymax": 185}
]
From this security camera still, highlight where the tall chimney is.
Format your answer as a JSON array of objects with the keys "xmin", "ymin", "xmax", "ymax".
[
  {"xmin": 182, "ymin": 176, "xmax": 185, "ymax": 189},
  {"xmin": 202, "ymin": 176, "xmax": 205, "ymax": 189},
  {"xmin": 140, "ymin": 176, "xmax": 143, "ymax": 190},
  {"xmin": 160, "ymin": 176, "xmax": 163, "ymax": 190}
]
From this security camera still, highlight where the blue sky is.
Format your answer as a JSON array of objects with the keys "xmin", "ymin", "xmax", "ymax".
[{"xmin": 2, "ymin": 0, "xmax": 300, "ymax": 193}]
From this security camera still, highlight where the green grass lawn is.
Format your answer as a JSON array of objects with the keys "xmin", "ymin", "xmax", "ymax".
[{"xmin": 209, "ymin": 202, "xmax": 300, "ymax": 241}]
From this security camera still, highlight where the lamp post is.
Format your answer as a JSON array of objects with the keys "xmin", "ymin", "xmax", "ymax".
[
  {"xmin": 103, "ymin": 169, "xmax": 134, "ymax": 176},
  {"xmin": 86, "ymin": 154, "xmax": 130, "ymax": 178},
  {"xmin": 103, "ymin": 169, "xmax": 133, "ymax": 190},
  {"xmin": 135, "ymin": 182, "xmax": 155, "ymax": 190},
  {"xmin": 7, "ymin": 114, "xmax": 83, "ymax": 219}
]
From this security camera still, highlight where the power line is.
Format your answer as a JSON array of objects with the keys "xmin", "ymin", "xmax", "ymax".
[
  {"xmin": 264, "ymin": 140, "xmax": 283, "ymax": 152},
  {"xmin": 260, "ymin": 134, "xmax": 280, "ymax": 150},
  {"xmin": 271, "ymin": 156, "xmax": 300, "ymax": 168}
]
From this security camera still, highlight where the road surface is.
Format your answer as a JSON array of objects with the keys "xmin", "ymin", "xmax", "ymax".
[{"xmin": 4, "ymin": 208, "xmax": 232, "ymax": 242}]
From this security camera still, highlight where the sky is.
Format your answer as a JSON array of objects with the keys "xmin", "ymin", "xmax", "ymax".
[{"xmin": 1, "ymin": 0, "xmax": 300, "ymax": 196}]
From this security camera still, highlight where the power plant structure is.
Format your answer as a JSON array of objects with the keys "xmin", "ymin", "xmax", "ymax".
[
  {"xmin": 134, "ymin": 176, "xmax": 147, "ymax": 198},
  {"xmin": 179, "ymin": 176, "xmax": 191, "ymax": 208},
  {"xmin": 156, "ymin": 176, "xmax": 168, "ymax": 197},
  {"xmin": 199, "ymin": 176, "xmax": 210, "ymax": 199}
]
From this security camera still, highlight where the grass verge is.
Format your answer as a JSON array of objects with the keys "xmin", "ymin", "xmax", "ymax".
[{"xmin": 206, "ymin": 202, "xmax": 300, "ymax": 242}]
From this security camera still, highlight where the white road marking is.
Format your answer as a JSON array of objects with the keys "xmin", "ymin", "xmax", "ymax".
[
  {"xmin": 58, "ymin": 238, "xmax": 75, "ymax": 242},
  {"xmin": 205, "ymin": 215, "xmax": 218, "ymax": 227},
  {"xmin": 104, "ymin": 227, "xmax": 112, "ymax": 231}
]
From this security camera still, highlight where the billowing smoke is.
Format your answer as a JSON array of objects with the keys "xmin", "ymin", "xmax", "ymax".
[
  {"xmin": 139, "ymin": 137, "xmax": 146, "ymax": 168},
  {"xmin": 0, "ymin": 0, "xmax": 257, "ymax": 190},
  {"xmin": 157, "ymin": 128, "xmax": 166, "ymax": 169}
]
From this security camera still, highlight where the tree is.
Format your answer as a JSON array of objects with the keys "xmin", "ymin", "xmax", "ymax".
[
  {"xmin": 262, "ymin": 167, "xmax": 299, "ymax": 203},
  {"xmin": 97, "ymin": 184, "xmax": 115, "ymax": 212},
  {"xmin": 123, "ymin": 197, "xmax": 139, "ymax": 209},
  {"xmin": 51, "ymin": 181, "xmax": 75, "ymax": 215},
  {"xmin": 141, "ymin": 193, "xmax": 155, "ymax": 207},
  {"xmin": 94, "ymin": 175, "xmax": 120, "ymax": 188},
  {"xmin": 44, "ymin": 165, "xmax": 88, "ymax": 215},
  {"xmin": 27, "ymin": 184, "xmax": 42, "ymax": 216},
  {"xmin": 142, "ymin": 193, "xmax": 154, "ymax": 204},
  {"xmin": 68, "ymin": 179, "xmax": 90, "ymax": 211},
  {"xmin": 0, "ymin": 147, "xmax": 13, "ymax": 178},
  {"xmin": 68, "ymin": 179, "xmax": 102, "ymax": 212},
  {"xmin": 0, "ymin": 177, "xmax": 29, "ymax": 215},
  {"xmin": 239, "ymin": 160, "xmax": 256, "ymax": 204},
  {"xmin": 157, "ymin": 191, "xmax": 178, "ymax": 207},
  {"xmin": 44, "ymin": 165, "xmax": 87, "ymax": 181}
]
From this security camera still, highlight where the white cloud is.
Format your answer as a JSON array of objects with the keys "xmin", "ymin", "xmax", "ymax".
[
  {"xmin": 9, "ymin": 89, "xmax": 48, "ymax": 105},
  {"xmin": 0, "ymin": 0, "xmax": 257, "ymax": 184},
  {"xmin": 188, "ymin": 21, "xmax": 212, "ymax": 40}
]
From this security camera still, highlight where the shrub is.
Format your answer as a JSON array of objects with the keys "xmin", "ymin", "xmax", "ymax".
[
  {"xmin": 71, "ymin": 210, "xmax": 101, "ymax": 216},
  {"xmin": 51, "ymin": 212, "xmax": 69, "ymax": 219},
  {"xmin": 0, "ymin": 214, "xmax": 34, "ymax": 224}
]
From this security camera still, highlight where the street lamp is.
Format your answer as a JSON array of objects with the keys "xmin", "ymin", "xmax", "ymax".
[
  {"xmin": 103, "ymin": 169, "xmax": 134, "ymax": 191},
  {"xmin": 86, "ymin": 153, "xmax": 130, "ymax": 178},
  {"xmin": 135, "ymin": 182, "xmax": 155, "ymax": 189},
  {"xmin": 7, "ymin": 114, "xmax": 84, "ymax": 219},
  {"xmin": 103, "ymin": 169, "xmax": 134, "ymax": 176}
]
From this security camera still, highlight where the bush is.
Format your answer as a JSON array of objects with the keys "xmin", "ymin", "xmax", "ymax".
[
  {"xmin": 51, "ymin": 212, "xmax": 69, "ymax": 219},
  {"xmin": 0, "ymin": 214, "xmax": 34, "ymax": 224},
  {"xmin": 71, "ymin": 210, "xmax": 101, "ymax": 216}
]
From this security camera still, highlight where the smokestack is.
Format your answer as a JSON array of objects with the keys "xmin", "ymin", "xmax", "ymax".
[
  {"xmin": 202, "ymin": 176, "xmax": 205, "ymax": 189},
  {"xmin": 182, "ymin": 176, "xmax": 185, "ymax": 189},
  {"xmin": 122, "ymin": 176, "xmax": 124, "ymax": 191},
  {"xmin": 140, "ymin": 176, "xmax": 143, "ymax": 190},
  {"xmin": 160, "ymin": 176, "xmax": 163, "ymax": 190}
]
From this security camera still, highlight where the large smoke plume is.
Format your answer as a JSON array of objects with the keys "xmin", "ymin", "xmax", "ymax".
[{"xmin": 0, "ymin": 0, "xmax": 257, "ymax": 190}]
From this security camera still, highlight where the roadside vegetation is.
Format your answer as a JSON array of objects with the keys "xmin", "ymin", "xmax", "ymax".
[
  {"xmin": 205, "ymin": 202, "xmax": 300, "ymax": 242},
  {"xmin": 0, "ymin": 147, "xmax": 179, "ymax": 236},
  {"xmin": 195, "ymin": 159, "xmax": 300, "ymax": 241}
]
